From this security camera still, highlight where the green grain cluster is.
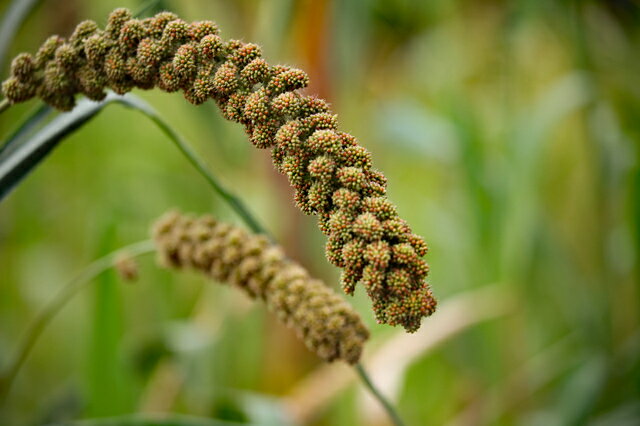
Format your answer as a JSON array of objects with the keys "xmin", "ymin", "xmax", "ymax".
[
  {"xmin": 153, "ymin": 211, "xmax": 369, "ymax": 364},
  {"xmin": 2, "ymin": 8, "xmax": 436, "ymax": 332}
]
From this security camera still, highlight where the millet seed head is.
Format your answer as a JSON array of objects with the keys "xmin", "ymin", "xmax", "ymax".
[
  {"xmin": 153, "ymin": 211, "xmax": 369, "ymax": 363},
  {"xmin": 3, "ymin": 8, "xmax": 436, "ymax": 332}
]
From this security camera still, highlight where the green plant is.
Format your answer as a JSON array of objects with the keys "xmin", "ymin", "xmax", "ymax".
[
  {"xmin": 0, "ymin": 5, "xmax": 436, "ymax": 423},
  {"xmin": 2, "ymin": 1, "xmax": 638, "ymax": 425}
]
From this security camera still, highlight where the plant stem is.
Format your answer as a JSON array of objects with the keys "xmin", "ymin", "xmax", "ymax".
[
  {"xmin": 0, "ymin": 239, "xmax": 155, "ymax": 405},
  {"xmin": 148, "ymin": 113, "xmax": 267, "ymax": 235},
  {"xmin": 116, "ymin": 96, "xmax": 268, "ymax": 236},
  {"xmin": 0, "ymin": 99, "xmax": 10, "ymax": 114},
  {"xmin": 356, "ymin": 363, "xmax": 406, "ymax": 426}
]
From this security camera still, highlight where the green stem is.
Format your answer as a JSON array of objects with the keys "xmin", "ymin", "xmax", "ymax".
[
  {"xmin": 0, "ymin": 240, "xmax": 155, "ymax": 405},
  {"xmin": 115, "ymin": 96, "xmax": 268, "ymax": 237},
  {"xmin": 356, "ymin": 363, "xmax": 406, "ymax": 426},
  {"xmin": 146, "ymin": 113, "xmax": 267, "ymax": 235}
]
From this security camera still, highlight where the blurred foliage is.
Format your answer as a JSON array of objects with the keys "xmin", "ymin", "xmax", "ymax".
[{"xmin": 0, "ymin": 0, "xmax": 639, "ymax": 425}]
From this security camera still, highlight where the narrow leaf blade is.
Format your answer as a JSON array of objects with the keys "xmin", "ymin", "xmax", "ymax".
[{"xmin": 0, "ymin": 95, "xmax": 120, "ymax": 201}]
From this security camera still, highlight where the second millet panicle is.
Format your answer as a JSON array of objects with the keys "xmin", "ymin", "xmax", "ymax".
[{"xmin": 153, "ymin": 211, "xmax": 370, "ymax": 364}]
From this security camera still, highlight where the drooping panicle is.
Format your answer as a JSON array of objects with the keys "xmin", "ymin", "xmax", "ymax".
[
  {"xmin": 2, "ymin": 8, "xmax": 436, "ymax": 332},
  {"xmin": 152, "ymin": 211, "xmax": 369, "ymax": 364}
]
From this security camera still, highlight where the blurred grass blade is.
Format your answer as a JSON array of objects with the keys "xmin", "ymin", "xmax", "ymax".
[
  {"xmin": 0, "ymin": 104, "xmax": 53, "ymax": 158},
  {"xmin": 47, "ymin": 413, "xmax": 249, "ymax": 425},
  {"xmin": 0, "ymin": 0, "xmax": 42, "ymax": 72},
  {"xmin": 445, "ymin": 333, "xmax": 579, "ymax": 425},
  {"xmin": 555, "ymin": 355, "xmax": 608, "ymax": 424},
  {"xmin": 85, "ymin": 223, "xmax": 133, "ymax": 415},
  {"xmin": 0, "ymin": 95, "xmax": 118, "ymax": 201},
  {"xmin": 0, "ymin": 240, "xmax": 155, "ymax": 405},
  {"xmin": 284, "ymin": 284, "xmax": 515, "ymax": 424}
]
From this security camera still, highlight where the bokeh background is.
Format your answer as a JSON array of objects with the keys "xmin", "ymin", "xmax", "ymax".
[{"xmin": 0, "ymin": 0, "xmax": 639, "ymax": 425}]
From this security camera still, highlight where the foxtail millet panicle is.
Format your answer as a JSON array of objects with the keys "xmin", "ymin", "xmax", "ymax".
[
  {"xmin": 2, "ymin": 8, "xmax": 436, "ymax": 332},
  {"xmin": 152, "ymin": 211, "xmax": 369, "ymax": 364}
]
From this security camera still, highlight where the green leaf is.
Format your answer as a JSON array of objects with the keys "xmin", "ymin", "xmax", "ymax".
[
  {"xmin": 0, "ymin": 96, "xmax": 115, "ymax": 201},
  {"xmin": 0, "ymin": 92, "xmax": 267, "ymax": 237},
  {"xmin": 0, "ymin": 104, "xmax": 53, "ymax": 158},
  {"xmin": 84, "ymin": 223, "xmax": 133, "ymax": 416},
  {"xmin": 0, "ymin": 0, "xmax": 169, "ymax": 200}
]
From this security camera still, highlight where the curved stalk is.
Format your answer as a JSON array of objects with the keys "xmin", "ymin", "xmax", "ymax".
[
  {"xmin": 115, "ymin": 95, "xmax": 268, "ymax": 237},
  {"xmin": 0, "ymin": 240, "xmax": 155, "ymax": 404},
  {"xmin": 356, "ymin": 363, "xmax": 405, "ymax": 426}
]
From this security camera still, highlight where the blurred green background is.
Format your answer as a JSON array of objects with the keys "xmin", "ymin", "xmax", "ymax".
[{"xmin": 0, "ymin": 0, "xmax": 639, "ymax": 425}]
